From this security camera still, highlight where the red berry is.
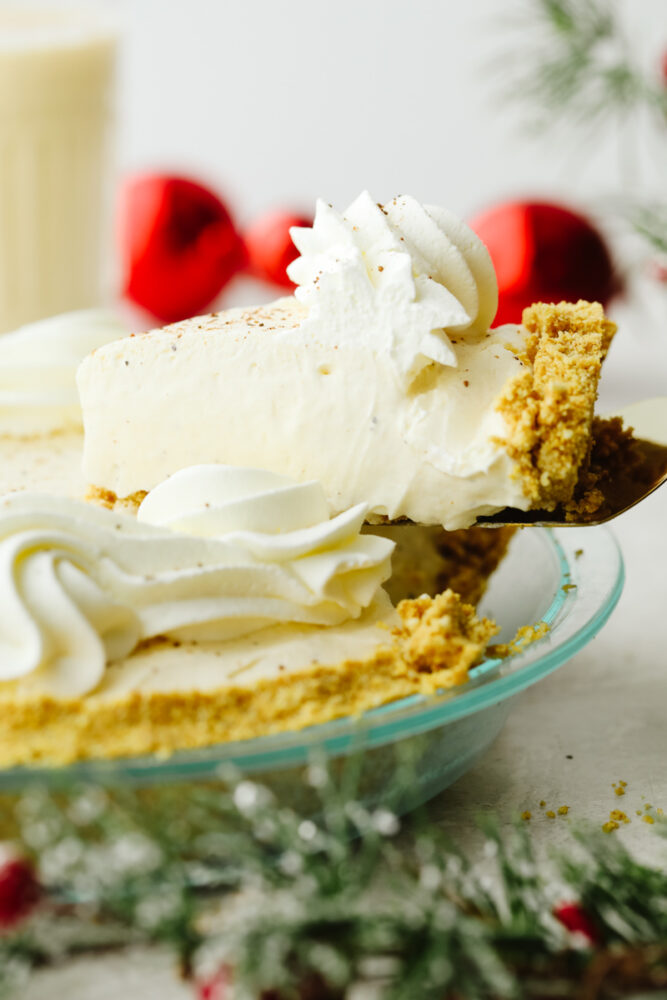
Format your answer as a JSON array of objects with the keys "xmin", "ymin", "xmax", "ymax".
[
  {"xmin": 196, "ymin": 965, "xmax": 232, "ymax": 1000},
  {"xmin": 469, "ymin": 201, "xmax": 618, "ymax": 326},
  {"xmin": 648, "ymin": 258, "xmax": 667, "ymax": 283},
  {"xmin": 553, "ymin": 901, "xmax": 599, "ymax": 944},
  {"xmin": 243, "ymin": 210, "xmax": 312, "ymax": 289},
  {"xmin": 120, "ymin": 174, "xmax": 246, "ymax": 324},
  {"xmin": 0, "ymin": 850, "xmax": 40, "ymax": 929}
]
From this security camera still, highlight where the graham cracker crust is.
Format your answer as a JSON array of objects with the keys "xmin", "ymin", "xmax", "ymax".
[{"xmin": 496, "ymin": 300, "xmax": 616, "ymax": 510}]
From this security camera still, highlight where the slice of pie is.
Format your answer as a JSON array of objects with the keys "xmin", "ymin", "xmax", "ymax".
[{"xmin": 78, "ymin": 193, "xmax": 615, "ymax": 530}]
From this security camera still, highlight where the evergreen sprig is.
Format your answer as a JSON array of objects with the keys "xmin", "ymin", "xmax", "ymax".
[
  {"xmin": 500, "ymin": 0, "xmax": 667, "ymax": 262},
  {"xmin": 504, "ymin": 0, "xmax": 667, "ymax": 130},
  {"xmin": 1, "ymin": 758, "xmax": 666, "ymax": 999},
  {"xmin": 629, "ymin": 202, "xmax": 667, "ymax": 256}
]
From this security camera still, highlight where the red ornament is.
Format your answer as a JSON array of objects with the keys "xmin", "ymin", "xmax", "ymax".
[
  {"xmin": 0, "ymin": 848, "xmax": 40, "ymax": 929},
  {"xmin": 553, "ymin": 901, "xmax": 599, "ymax": 945},
  {"xmin": 469, "ymin": 201, "xmax": 618, "ymax": 326},
  {"xmin": 120, "ymin": 174, "xmax": 246, "ymax": 324},
  {"xmin": 243, "ymin": 210, "xmax": 312, "ymax": 289}
]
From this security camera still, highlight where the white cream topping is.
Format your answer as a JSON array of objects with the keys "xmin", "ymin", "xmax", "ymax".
[
  {"xmin": 0, "ymin": 466, "xmax": 393, "ymax": 697},
  {"xmin": 0, "ymin": 309, "xmax": 127, "ymax": 435},
  {"xmin": 287, "ymin": 191, "xmax": 498, "ymax": 386}
]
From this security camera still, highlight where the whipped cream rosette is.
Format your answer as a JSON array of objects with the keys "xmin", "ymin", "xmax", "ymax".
[
  {"xmin": 288, "ymin": 191, "xmax": 498, "ymax": 386},
  {"xmin": 0, "ymin": 466, "xmax": 394, "ymax": 696},
  {"xmin": 0, "ymin": 309, "xmax": 127, "ymax": 435}
]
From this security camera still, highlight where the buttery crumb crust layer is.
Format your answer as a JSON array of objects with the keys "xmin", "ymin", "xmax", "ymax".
[
  {"xmin": 0, "ymin": 591, "xmax": 497, "ymax": 768},
  {"xmin": 496, "ymin": 300, "xmax": 616, "ymax": 510}
]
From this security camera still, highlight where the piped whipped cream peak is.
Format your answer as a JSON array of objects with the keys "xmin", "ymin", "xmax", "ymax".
[
  {"xmin": 287, "ymin": 191, "xmax": 498, "ymax": 385},
  {"xmin": 0, "ymin": 309, "xmax": 127, "ymax": 435},
  {"xmin": 0, "ymin": 466, "xmax": 394, "ymax": 696}
]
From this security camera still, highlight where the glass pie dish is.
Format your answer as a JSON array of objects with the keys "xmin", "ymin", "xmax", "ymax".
[{"xmin": 0, "ymin": 527, "xmax": 623, "ymax": 811}]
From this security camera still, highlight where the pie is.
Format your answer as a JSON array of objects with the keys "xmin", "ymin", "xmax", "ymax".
[{"xmin": 0, "ymin": 193, "xmax": 617, "ymax": 766}]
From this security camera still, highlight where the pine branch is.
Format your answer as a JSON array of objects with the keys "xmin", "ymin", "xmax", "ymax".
[
  {"xmin": 494, "ymin": 0, "xmax": 667, "ymax": 268},
  {"xmin": 2, "ymin": 766, "xmax": 667, "ymax": 999},
  {"xmin": 503, "ymin": 0, "xmax": 667, "ymax": 131},
  {"xmin": 630, "ymin": 203, "xmax": 667, "ymax": 256}
]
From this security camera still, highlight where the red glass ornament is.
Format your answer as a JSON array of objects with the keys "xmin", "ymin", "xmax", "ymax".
[
  {"xmin": 243, "ymin": 210, "xmax": 312, "ymax": 289},
  {"xmin": 553, "ymin": 901, "xmax": 599, "ymax": 944},
  {"xmin": 0, "ymin": 850, "xmax": 40, "ymax": 929},
  {"xmin": 121, "ymin": 174, "xmax": 246, "ymax": 324},
  {"xmin": 469, "ymin": 201, "xmax": 618, "ymax": 326}
]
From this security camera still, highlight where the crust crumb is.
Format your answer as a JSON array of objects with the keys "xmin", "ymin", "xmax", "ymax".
[
  {"xmin": 86, "ymin": 485, "xmax": 147, "ymax": 513},
  {"xmin": 85, "ymin": 485, "xmax": 117, "ymax": 509},
  {"xmin": 393, "ymin": 590, "xmax": 498, "ymax": 688},
  {"xmin": 489, "ymin": 619, "xmax": 550, "ymax": 659}
]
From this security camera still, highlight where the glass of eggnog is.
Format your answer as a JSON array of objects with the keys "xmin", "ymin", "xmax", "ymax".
[{"xmin": 0, "ymin": 3, "xmax": 118, "ymax": 334}]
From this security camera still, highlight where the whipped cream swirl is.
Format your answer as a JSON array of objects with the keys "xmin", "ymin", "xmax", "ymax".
[
  {"xmin": 287, "ymin": 191, "xmax": 498, "ymax": 385},
  {"xmin": 0, "ymin": 309, "xmax": 127, "ymax": 435},
  {"xmin": 0, "ymin": 466, "xmax": 393, "ymax": 696}
]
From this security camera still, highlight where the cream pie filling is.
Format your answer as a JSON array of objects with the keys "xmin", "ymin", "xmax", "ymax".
[
  {"xmin": 65, "ymin": 593, "xmax": 399, "ymax": 699},
  {"xmin": 78, "ymin": 310, "xmax": 530, "ymax": 529}
]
